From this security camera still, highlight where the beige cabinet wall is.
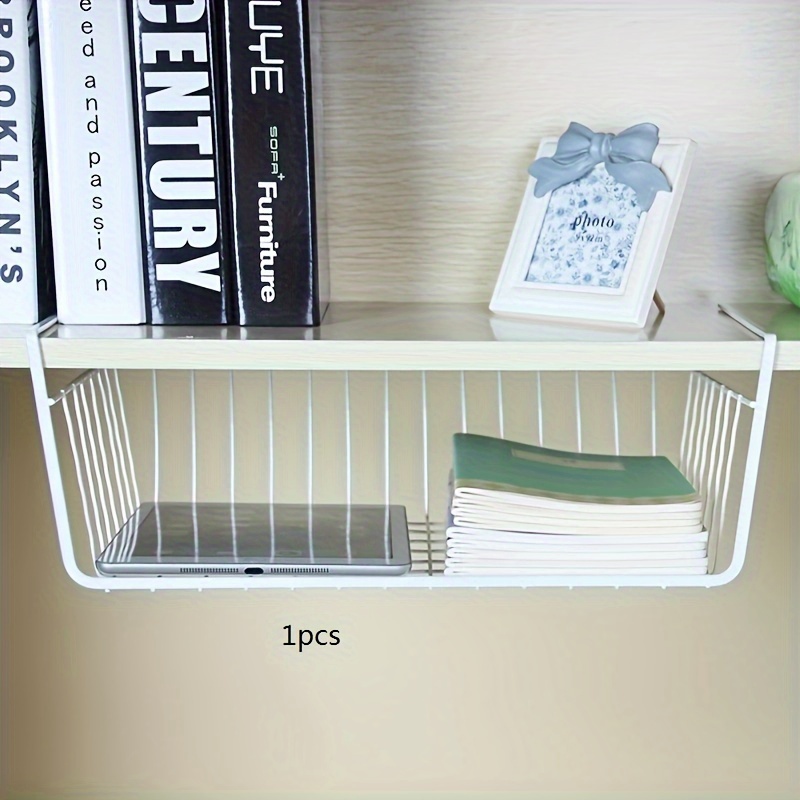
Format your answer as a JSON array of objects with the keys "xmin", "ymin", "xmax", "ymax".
[
  {"xmin": 1, "ymin": 370, "xmax": 797, "ymax": 799},
  {"xmin": 321, "ymin": 1, "xmax": 799, "ymax": 306}
]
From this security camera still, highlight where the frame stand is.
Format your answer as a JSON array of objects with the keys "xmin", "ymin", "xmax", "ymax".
[{"xmin": 653, "ymin": 290, "xmax": 666, "ymax": 317}]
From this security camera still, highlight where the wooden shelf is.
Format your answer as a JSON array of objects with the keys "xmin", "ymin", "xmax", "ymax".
[{"xmin": 0, "ymin": 299, "xmax": 787, "ymax": 372}]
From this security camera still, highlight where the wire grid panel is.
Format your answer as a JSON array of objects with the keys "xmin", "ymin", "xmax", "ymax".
[{"xmin": 27, "ymin": 353, "xmax": 774, "ymax": 590}]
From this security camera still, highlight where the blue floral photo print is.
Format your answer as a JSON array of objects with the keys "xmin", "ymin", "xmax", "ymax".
[{"xmin": 526, "ymin": 164, "xmax": 643, "ymax": 292}]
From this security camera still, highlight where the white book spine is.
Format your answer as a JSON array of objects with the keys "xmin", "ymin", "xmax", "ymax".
[
  {"xmin": 37, "ymin": 0, "xmax": 144, "ymax": 324},
  {"xmin": 0, "ymin": 1, "xmax": 44, "ymax": 323}
]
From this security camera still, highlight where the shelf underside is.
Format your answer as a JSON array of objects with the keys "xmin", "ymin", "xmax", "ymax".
[{"xmin": 0, "ymin": 300, "xmax": 792, "ymax": 371}]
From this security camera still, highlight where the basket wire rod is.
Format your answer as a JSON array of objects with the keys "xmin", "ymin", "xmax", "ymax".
[
  {"xmin": 97, "ymin": 370, "xmax": 133, "ymax": 523},
  {"xmin": 127, "ymin": 506, "xmax": 143, "ymax": 564},
  {"xmin": 384, "ymin": 371, "xmax": 391, "ymax": 559},
  {"xmin": 714, "ymin": 392, "xmax": 734, "ymax": 525},
  {"xmin": 152, "ymin": 371, "xmax": 162, "ymax": 560},
  {"xmin": 268, "ymin": 372, "xmax": 275, "ymax": 559},
  {"xmin": 497, "ymin": 372, "xmax": 505, "ymax": 439},
  {"xmin": 152, "ymin": 372, "xmax": 159, "ymax": 502},
  {"xmin": 105, "ymin": 509, "xmax": 122, "ymax": 560},
  {"xmin": 679, "ymin": 372, "xmax": 695, "ymax": 472},
  {"xmin": 460, "ymin": 371, "xmax": 467, "ymax": 433},
  {"xmin": 156, "ymin": 502, "xmax": 163, "ymax": 563},
  {"xmin": 693, "ymin": 376, "xmax": 714, "ymax": 484},
  {"xmin": 708, "ymin": 393, "xmax": 734, "ymax": 546},
  {"xmin": 91, "ymin": 374, "xmax": 123, "ymax": 532},
  {"xmin": 62, "ymin": 396, "xmax": 98, "ymax": 566},
  {"xmin": 125, "ymin": 508, "xmax": 140, "ymax": 564},
  {"xmin": 230, "ymin": 504, "xmax": 240, "ymax": 564},
  {"xmin": 71, "ymin": 391, "xmax": 104, "ymax": 559},
  {"xmin": 230, "ymin": 372, "xmax": 236, "ymax": 504},
  {"xmin": 101, "ymin": 370, "xmax": 134, "ymax": 519},
  {"xmin": 192, "ymin": 501, "xmax": 200, "ymax": 563},
  {"xmin": 692, "ymin": 379, "xmax": 712, "ymax": 488},
  {"xmin": 268, "ymin": 371, "xmax": 275, "ymax": 504},
  {"xmin": 706, "ymin": 386, "xmax": 731, "ymax": 506},
  {"xmin": 346, "ymin": 502, "xmax": 353, "ymax": 563},
  {"xmin": 384, "ymin": 503, "xmax": 391, "ymax": 563},
  {"xmin": 422, "ymin": 371, "xmax": 432, "ymax": 574},
  {"xmin": 190, "ymin": 371, "xmax": 197, "ymax": 505},
  {"xmin": 692, "ymin": 375, "xmax": 714, "ymax": 496},
  {"xmin": 88, "ymin": 376, "xmax": 120, "ymax": 534},
  {"xmin": 713, "ymin": 397, "xmax": 743, "ymax": 573},
  {"xmin": 574, "ymin": 372, "xmax": 583, "ymax": 453},
  {"xmin": 684, "ymin": 375, "xmax": 703, "ymax": 485},
  {"xmin": 697, "ymin": 378, "xmax": 716, "ymax": 486},
  {"xmin": 611, "ymin": 372, "xmax": 620, "ymax": 456},
  {"xmin": 79, "ymin": 383, "xmax": 113, "ymax": 547},
  {"xmin": 384, "ymin": 371, "xmax": 391, "ymax": 505},
  {"xmin": 697, "ymin": 379, "xmax": 719, "ymax": 502},
  {"xmin": 190, "ymin": 371, "xmax": 198, "ymax": 561},
  {"xmin": 688, "ymin": 376, "xmax": 705, "ymax": 487},
  {"xmin": 113, "ymin": 371, "xmax": 139, "ymax": 508},
  {"xmin": 122, "ymin": 502, "xmax": 140, "ymax": 563},
  {"xmin": 536, "ymin": 372, "xmax": 544, "ymax": 446},
  {"xmin": 345, "ymin": 371, "xmax": 352, "ymax": 507},
  {"xmin": 307, "ymin": 371, "xmax": 314, "ymax": 560},
  {"xmin": 651, "ymin": 372, "xmax": 657, "ymax": 456},
  {"xmin": 722, "ymin": 394, "xmax": 745, "ymax": 515},
  {"xmin": 422, "ymin": 371, "xmax": 430, "ymax": 518},
  {"xmin": 344, "ymin": 371, "xmax": 352, "ymax": 562},
  {"xmin": 229, "ymin": 371, "xmax": 238, "ymax": 561},
  {"xmin": 704, "ymin": 389, "xmax": 729, "ymax": 534},
  {"xmin": 308, "ymin": 371, "xmax": 313, "ymax": 506}
]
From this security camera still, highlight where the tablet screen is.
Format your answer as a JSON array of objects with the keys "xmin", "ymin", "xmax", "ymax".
[{"xmin": 101, "ymin": 503, "xmax": 400, "ymax": 565}]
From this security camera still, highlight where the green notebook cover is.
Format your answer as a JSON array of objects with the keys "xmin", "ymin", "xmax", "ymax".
[{"xmin": 453, "ymin": 434, "xmax": 698, "ymax": 505}]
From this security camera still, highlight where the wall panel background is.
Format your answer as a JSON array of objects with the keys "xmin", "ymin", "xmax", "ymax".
[{"xmin": 322, "ymin": 1, "xmax": 799, "ymax": 306}]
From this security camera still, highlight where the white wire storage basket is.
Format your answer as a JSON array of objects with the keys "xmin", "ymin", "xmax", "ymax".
[{"xmin": 26, "ymin": 327, "xmax": 775, "ymax": 591}]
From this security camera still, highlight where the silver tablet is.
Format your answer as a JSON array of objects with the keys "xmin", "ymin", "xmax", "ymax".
[{"xmin": 96, "ymin": 503, "xmax": 411, "ymax": 577}]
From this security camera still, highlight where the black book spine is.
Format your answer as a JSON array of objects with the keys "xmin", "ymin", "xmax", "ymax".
[
  {"xmin": 128, "ymin": 0, "xmax": 231, "ymax": 325},
  {"xmin": 219, "ymin": 0, "xmax": 328, "ymax": 327},
  {"xmin": 29, "ymin": 1, "xmax": 55, "ymax": 321}
]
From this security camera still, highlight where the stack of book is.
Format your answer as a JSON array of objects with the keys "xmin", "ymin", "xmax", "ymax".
[
  {"xmin": 0, "ymin": 0, "xmax": 327, "ymax": 326},
  {"xmin": 446, "ymin": 434, "xmax": 709, "ymax": 576}
]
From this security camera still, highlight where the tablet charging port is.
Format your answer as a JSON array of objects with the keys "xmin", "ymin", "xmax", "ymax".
[{"xmin": 244, "ymin": 567, "xmax": 264, "ymax": 575}]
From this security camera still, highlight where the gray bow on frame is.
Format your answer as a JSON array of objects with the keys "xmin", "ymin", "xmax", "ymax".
[{"xmin": 528, "ymin": 122, "xmax": 671, "ymax": 212}]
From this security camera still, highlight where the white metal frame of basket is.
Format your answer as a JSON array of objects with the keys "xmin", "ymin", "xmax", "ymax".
[{"xmin": 25, "ymin": 310, "xmax": 776, "ymax": 591}]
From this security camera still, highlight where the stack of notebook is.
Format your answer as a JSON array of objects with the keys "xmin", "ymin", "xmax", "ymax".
[{"xmin": 446, "ymin": 434, "xmax": 708, "ymax": 576}]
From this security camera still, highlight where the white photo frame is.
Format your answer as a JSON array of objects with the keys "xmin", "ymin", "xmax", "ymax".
[{"xmin": 490, "ymin": 136, "xmax": 696, "ymax": 328}]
